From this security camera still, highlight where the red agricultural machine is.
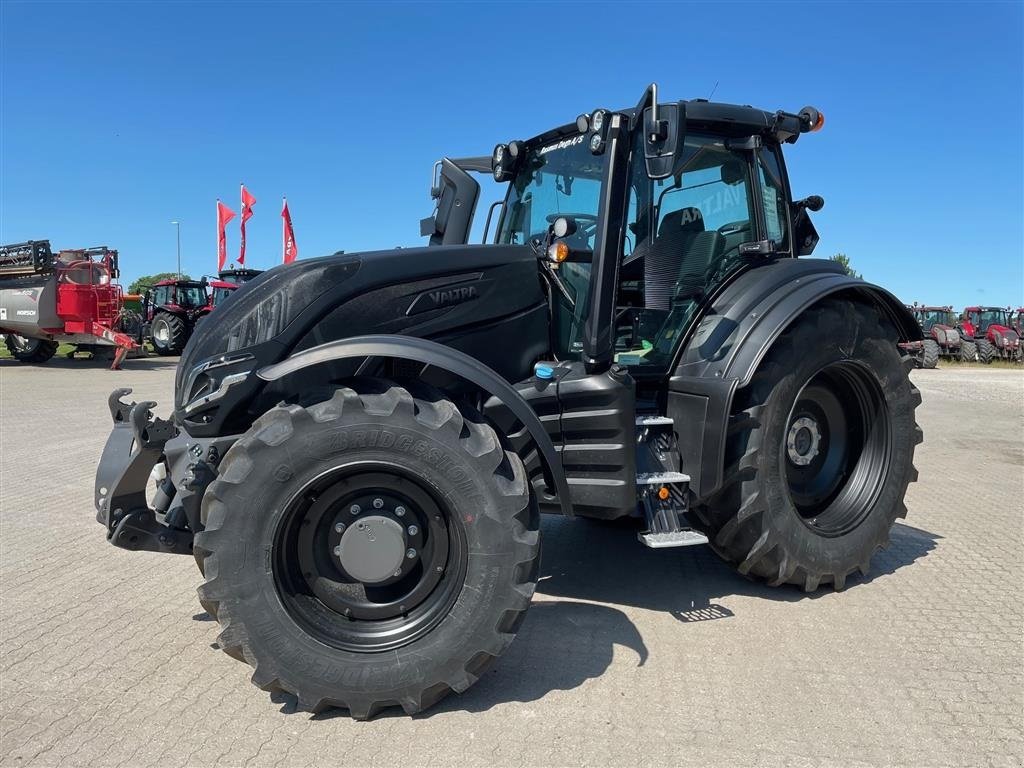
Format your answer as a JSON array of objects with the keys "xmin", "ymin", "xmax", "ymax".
[
  {"xmin": 1009, "ymin": 308, "xmax": 1024, "ymax": 337},
  {"xmin": 142, "ymin": 268, "xmax": 262, "ymax": 355},
  {"xmin": 0, "ymin": 240, "xmax": 139, "ymax": 368},
  {"xmin": 906, "ymin": 304, "xmax": 973, "ymax": 367},
  {"xmin": 959, "ymin": 306, "xmax": 1022, "ymax": 363}
]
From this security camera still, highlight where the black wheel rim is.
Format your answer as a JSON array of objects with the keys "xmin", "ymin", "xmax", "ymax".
[
  {"xmin": 273, "ymin": 465, "xmax": 467, "ymax": 653},
  {"xmin": 783, "ymin": 361, "xmax": 892, "ymax": 537}
]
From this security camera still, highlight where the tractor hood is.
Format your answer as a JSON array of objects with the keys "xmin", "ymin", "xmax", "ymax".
[{"xmin": 175, "ymin": 243, "xmax": 544, "ymax": 414}]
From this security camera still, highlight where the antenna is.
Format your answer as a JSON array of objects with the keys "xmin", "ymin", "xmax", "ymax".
[{"xmin": 709, "ymin": 80, "xmax": 719, "ymax": 100}]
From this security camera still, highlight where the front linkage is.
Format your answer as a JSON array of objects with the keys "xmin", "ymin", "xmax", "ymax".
[{"xmin": 94, "ymin": 388, "xmax": 234, "ymax": 555}]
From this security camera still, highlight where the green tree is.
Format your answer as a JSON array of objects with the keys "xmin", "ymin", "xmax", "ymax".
[
  {"xmin": 829, "ymin": 253, "xmax": 862, "ymax": 280},
  {"xmin": 128, "ymin": 272, "xmax": 191, "ymax": 294}
]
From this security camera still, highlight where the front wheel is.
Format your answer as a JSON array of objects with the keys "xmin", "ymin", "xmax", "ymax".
[
  {"xmin": 194, "ymin": 381, "xmax": 539, "ymax": 718},
  {"xmin": 977, "ymin": 338, "xmax": 994, "ymax": 364},
  {"xmin": 4, "ymin": 335, "xmax": 58, "ymax": 363},
  {"xmin": 959, "ymin": 340, "xmax": 977, "ymax": 362},
  {"xmin": 150, "ymin": 312, "xmax": 188, "ymax": 355},
  {"xmin": 921, "ymin": 339, "xmax": 939, "ymax": 369},
  {"xmin": 695, "ymin": 300, "xmax": 921, "ymax": 591}
]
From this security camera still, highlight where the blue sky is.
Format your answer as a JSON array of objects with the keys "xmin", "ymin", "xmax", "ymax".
[{"xmin": 2, "ymin": 1, "xmax": 1021, "ymax": 308}]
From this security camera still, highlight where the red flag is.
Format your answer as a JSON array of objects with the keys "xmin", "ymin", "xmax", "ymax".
[
  {"xmin": 282, "ymin": 197, "xmax": 298, "ymax": 264},
  {"xmin": 216, "ymin": 200, "xmax": 236, "ymax": 271},
  {"xmin": 239, "ymin": 185, "xmax": 256, "ymax": 265}
]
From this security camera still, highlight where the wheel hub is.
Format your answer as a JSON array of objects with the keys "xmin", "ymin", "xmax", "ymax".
[
  {"xmin": 336, "ymin": 515, "xmax": 407, "ymax": 584},
  {"xmin": 787, "ymin": 416, "xmax": 821, "ymax": 466}
]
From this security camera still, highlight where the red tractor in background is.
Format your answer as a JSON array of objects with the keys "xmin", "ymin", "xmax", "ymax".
[
  {"xmin": 143, "ymin": 268, "xmax": 263, "ymax": 355},
  {"xmin": 959, "ymin": 306, "xmax": 1022, "ymax": 363},
  {"xmin": 0, "ymin": 240, "xmax": 139, "ymax": 368},
  {"xmin": 907, "ymin": 304, "xmax": 973, "ymax": 367},
  {"xmin": 1009, "ymin": 308, "xmax": 1024, "ymax": 338}
]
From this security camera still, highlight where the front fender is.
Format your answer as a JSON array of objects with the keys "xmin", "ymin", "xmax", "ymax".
[
  {"xmin": 256, "ymin": 334, "xmax": 573, "ymax": 517},
  {"xmin": 670, "ymin": 258, "xmax": 919, "ymax": 499}
]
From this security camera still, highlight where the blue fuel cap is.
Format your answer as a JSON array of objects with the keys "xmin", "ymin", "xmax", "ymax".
[{"xmin": 534, "ymin": 363, "xmax": 555, "ymax": 380}]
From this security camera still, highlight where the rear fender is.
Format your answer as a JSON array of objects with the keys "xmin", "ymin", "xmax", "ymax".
[
  {"xmin": 256, "ymin": 335, "xmax": 573, "ymax": 516},
  {"xmin": 670, "ymin": 258, "xmax": 920, "ymax": 499}
]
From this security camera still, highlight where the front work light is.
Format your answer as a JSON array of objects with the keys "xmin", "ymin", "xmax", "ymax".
[{"xmin": 492, "ymin": 143, "xmax": 511, "ymax": 182}]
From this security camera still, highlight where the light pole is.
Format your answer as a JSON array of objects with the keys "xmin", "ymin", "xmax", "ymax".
[{"xmin": 170, "ymin": 220, "xmax": 181, "ymax": 279}]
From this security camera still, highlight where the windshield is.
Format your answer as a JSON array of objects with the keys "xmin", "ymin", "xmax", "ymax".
[
  {"xmin": 176, "ymin": 286, "xmax": 208, "ymax": 308},
  {"xmin": 919, "ymin": 310, "xmax": 952, "ymax": 328},
  {"xmin": 497, "ymin": 134, "xmax": 604, "ymax": 248},
  {"xmin": 212, "ymin": 286, "xmax": 235, "ymax": 306},
  {"xmin": 973, "ymin": 309, "xmax": 1007, "ymax": 329}
]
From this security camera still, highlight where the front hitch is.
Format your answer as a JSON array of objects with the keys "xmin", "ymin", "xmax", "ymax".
[{"xmin": 94, "ymin": 388, "xmax": 191, "ymax": 554}]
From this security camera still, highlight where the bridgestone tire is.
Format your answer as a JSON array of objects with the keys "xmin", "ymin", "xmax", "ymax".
[
  {"xmin": 976, "ymin": 339, "xmax": 994, "ymax": 364},
  {"xmin": 960, "ymin": 340, "xmax": 977, "ymax": 362},
  {"xmin": 194, "ymin": 381, "xmax": 539, "ymax": 719},
  {"xmin": 695, "ymin": 300, "xmax": 922, "ymax": 592},
  {"xmin": 150, "ymin": 312, "xmax": 188, "ymax": 355},
  {"xmin": 921, "ymin": 339, "xmax": 939, "ymax": 369},
  {"xmin": 4, "ymin": 335, "xmax": 58, "ymax": 363}
]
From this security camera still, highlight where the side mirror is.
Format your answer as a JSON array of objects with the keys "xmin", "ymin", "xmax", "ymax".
[{"xmin": 643, "ymin": 101, "xmax": 687, "ymax": 180}]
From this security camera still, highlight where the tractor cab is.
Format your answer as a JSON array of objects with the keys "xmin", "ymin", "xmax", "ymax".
[{"xmin": 907, "ymin": 304, "xmax": 966, "ymax": 366}]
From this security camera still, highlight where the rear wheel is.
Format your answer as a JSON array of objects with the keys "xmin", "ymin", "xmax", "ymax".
[
  {"xmin": 150, "ymin": 312, "xmax": 188, "ymax": 355},
  {"xmin": 696, "ymin": 300, "xmax": 921, "ymax": 591},
  {"xmin": 921, "ymin": 339, "xmax": 939, "ymax": 369},
  {"xmin": 976, "ymin": 339, "xmax": 994, "ymax": 364},
  {"xmin": 3, "ymin": 335, "xmax": 58, "ymax": 363},
  {"xmin": 959, "ymin": 340, "xmax": 977, "ymax": 362},
  {"xmin": 194, "ymin": 381, "xmax": 539, "ymax": 718}
]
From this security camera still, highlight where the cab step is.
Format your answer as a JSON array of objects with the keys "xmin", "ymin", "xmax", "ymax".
[
  {"xmin": 638, "ymin": 529, "xmax": 709, "ymax": 549},
  {"xmin": 635, "ymin": 415, "xmax": 674, "ymax": 426},
  {"xmin": 636, "ymin": 471, "xmax": 690, "ymax": 485}
]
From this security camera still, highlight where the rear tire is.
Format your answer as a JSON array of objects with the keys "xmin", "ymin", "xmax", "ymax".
[
  {"xmin": 150, "ymin": 312, "xmax": 188, "ymax": 355},
  {"xmin": 976, "ymin": 338, "xmax": 994, "ymax": 364},
  {"xmin": 959, "ymin": 340, "xmax": 977, "ymax": 362},
  {"xmin": 4, "ymin": 335, "xmax": 58, "ymax": 363},
  {"xmin": 921, "ymin": 339, "xmax": 939, "ymax": 369},
  {"xmin": 695, "ymin": 300, "xmax": 921, "ymax": 592},
  {"xmin": 194, "ymin": 381, "xmax": 539, "ymax": 718}
]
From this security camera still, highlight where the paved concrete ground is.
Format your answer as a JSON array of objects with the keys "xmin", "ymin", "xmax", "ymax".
[{"xmin": 1, "ymin": 359, "xmax": 1022, "ymax": 767}]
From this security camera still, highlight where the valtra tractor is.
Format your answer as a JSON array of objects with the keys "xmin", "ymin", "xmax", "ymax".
[
  {"xmin": 143, "ymin": 270, "xmax": 262, "ymax": 355},
  {"xmin": 960, "ymin": 306, "xmax": 1022, "ymax": 363},
  {"xmin": 142, "ymin": 278, "xmax": 216, "ymax": 356},
  {"xmin": 1, "ymin": 240, "xmax": 139, "ymax": 368},
  {"xmin": 94, "ymin": 85, "xmax": 924, "ymax": 718},
  {"xmin": 906, "ymin": 304, "xmax": 973, "ymax": 366}
]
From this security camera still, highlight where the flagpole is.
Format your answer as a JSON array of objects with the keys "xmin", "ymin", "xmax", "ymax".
[
  {"xmin": 215, "ymin": 198, "xmax": 219, "ymax": 274},
  {"xmin": 282, "ymin": 196, "xmax": 286, "ymax": 264}
]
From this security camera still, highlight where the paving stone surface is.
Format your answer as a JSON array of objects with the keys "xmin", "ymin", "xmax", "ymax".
[{"xmin": 1, "ymin": 359, "xmax": 1021, "ymax": 767}]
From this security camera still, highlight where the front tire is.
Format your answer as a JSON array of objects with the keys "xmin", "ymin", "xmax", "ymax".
[
  {"xmin": 194, "ymin": 381, "xmax": 539, "ymax": 718},
  {"xmin": 150, "ymin": 312, "xmax": 188, "ymax": 355},
  {"xmin": 4, "ymin": 335, "xmax": 58, "ymax": 363},
  {"xmin": 921, "ymin": 339, "xmax": 939, "ymax": 369},
  {"xmin": 959, "ymin": 340, "xmax": 977, "ymax": 362},
  {"xmin": 696, "ymin": 300, "xmax": 922, "ymax": 592},
  {"xmin": 977, "ymin": 338, "xmax": 994, "ymax": 364}
]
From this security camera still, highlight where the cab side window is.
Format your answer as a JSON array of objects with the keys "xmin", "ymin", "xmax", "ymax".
[{"xmin": 757, "ymin": 148, "xmax": 790, "ymax": 253}]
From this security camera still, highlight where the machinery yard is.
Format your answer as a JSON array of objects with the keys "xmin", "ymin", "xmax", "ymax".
[{"xmin": 1, "ymin": 361, "xmax": 1021, "ymax": 767}]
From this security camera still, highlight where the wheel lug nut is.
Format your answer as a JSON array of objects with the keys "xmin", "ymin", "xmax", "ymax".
[
  {"xmin": 406, "ymin": 548, "xmax": 416, "ymax": 559},
  {"xmin": 393, "ymin": 568, "xmax": 402, "ymax": 577},
  {"xmin": 395, "ymin": 506, "xmax": 406, "ymax": 517},
  {"xmin": 350, "ymin": 504, "xmax": 361, "ymax": 515},
  {"xmin": 335, "ymin": 522, "xmax": 345, "ymax": 533},
  {"xmin": 333, "ymin": 545, "xmax": 342, "ymax": 556},
  {"xmin": 372, "ymin": 498, "xmax": 384, "ymax": 509},
  {"xmin": 407, "ymin": 525, "xmax": 419, "ymax": 536}
]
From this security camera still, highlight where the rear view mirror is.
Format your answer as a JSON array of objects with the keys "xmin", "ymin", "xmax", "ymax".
[{"xmin": 643, "ymin": 101, "xmax": 687, "ymax": 180}]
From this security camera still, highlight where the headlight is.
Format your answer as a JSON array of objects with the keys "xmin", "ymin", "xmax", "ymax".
[{"xmin": 591, "ymin": 109, "xmax": 607, "ymax": 133}]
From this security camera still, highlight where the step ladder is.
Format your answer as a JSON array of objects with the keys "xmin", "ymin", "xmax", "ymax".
[{"xmin": 635, "ymin": 414, "xmax": 709, "ymax": 550}]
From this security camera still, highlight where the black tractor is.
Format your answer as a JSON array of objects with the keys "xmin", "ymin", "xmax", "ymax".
[{"xmin": 94, "ymin": 85, "xmax": 923, "ymax": 719}]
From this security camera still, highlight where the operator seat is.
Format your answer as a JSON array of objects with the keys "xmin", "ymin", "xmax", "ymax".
[{"xmin": 643, "ymin": 206, "xmax": 705, "ymax": 312}]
